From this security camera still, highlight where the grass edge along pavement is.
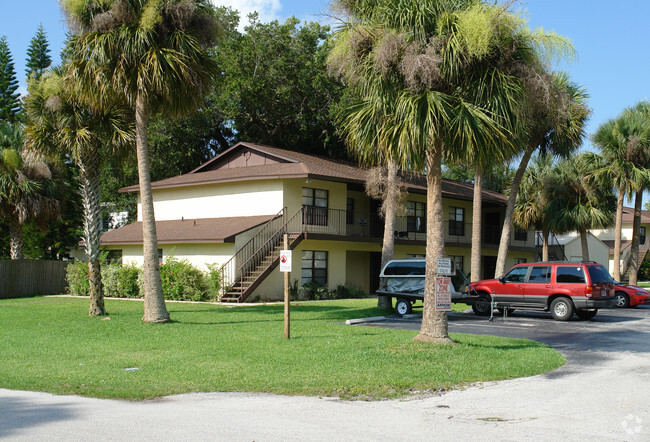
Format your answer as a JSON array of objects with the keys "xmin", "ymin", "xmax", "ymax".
[{"xmin": 0, "ymin": 297, "xmax": 565, "ymax": 400}]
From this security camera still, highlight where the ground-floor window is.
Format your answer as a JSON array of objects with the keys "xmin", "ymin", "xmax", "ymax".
[
  {"xmin": 301, "ymin": 251, "xmax": 327, "ymax": 285},
  {"xmin": 514, "ymin": 257, "xmax": 527, "ymax": 265},
  {"xmin": 105, "ymin": 250, "xmax": 123, "ymax": 264}
]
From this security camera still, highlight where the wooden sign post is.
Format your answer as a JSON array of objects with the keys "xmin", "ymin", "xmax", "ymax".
[{"xmin": 280, "ymin": 234, "xmax": 291, "ymax": 339}]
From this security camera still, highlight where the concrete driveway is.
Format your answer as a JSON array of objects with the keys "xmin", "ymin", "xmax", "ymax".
[{"xmin": 1, "ymin": 307, "xmax": 649, "ymax": 441}]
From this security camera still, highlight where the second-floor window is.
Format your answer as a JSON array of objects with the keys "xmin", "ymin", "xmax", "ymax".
[
  {"xmin": 641, "ymin": 226, "xmax": 646, "ymax": 245},
  {"xmin": 302, "ymin": 188, "xmax": 328, "ymax": 226},
  {"xmin": 449, "ymin": 207, "xmax": 465, "ymax": 236},
  {"xmin": 407, "ymin": 201, "xmax": 425, "ymax": 233},
  {"xmin": 514, "ymin": 229, "xmax": 528, "ymax": 242}
]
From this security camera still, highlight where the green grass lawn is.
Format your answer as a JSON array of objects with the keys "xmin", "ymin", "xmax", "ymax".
[{"xmin": 0, "ymin": 296, "xmax": 564, "ymax": 400}]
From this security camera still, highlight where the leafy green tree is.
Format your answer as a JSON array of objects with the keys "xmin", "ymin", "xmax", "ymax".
[
  {"xmin": 0, "ymin": 122, "xmax": 60, "ymax": 259},
  {"xmin": 592, "ymin": 102, "xmax": 650, "ymax": 281},
  {"xmin": 330, "ymin": 0, "xmax": 552, "ymax": 343},
  {"xmin": 544, "ymin": 154, "xmax": 616, "ymax": 261},
  {"xmin": 218, "ymin": 13, "xmax": 345, "ymax": 157},
  {"xmin": 63, "ymin": 0, "xmax": 220, "ymax": 323},
  {"xmin": 513, "ymin": 154, "xmax": 554, "ymax": 260},
  {"xmin": 0, "ymin": 36, "xmax": 21, "ymax": 123},
  {"xmin": 26, "ymin": 24, "xmax": 52, "ymax": 81},
  {"xmin": 24, "ymin": 70, "xmax": 133, "ymax": 316},
  {"xmin": 494, "ymin": 72, "xmax": 590, "ymax": 277}
]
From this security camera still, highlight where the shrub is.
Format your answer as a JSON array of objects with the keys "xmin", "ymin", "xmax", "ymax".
[
  {"xmin": 118, "ymin": 264, "xmax": 142, "ymax": 298},
  {"xmin": 66, "ymin": 261, "xmax": 90, "ymax": 296},
  {"xmin": 331, "ymin": 283, "xmax": 366, "ymax": 299},
  {"xmin": 205, "ymin": 263, "xmax": 224, "ymax": 300},
  {"xmin": 159, "ymin": 257, "xmax": 208, "ymax": 301},
  {"xmin": 102, "ymin": 263, "xmax": 142, "ymax": 298},
  {"xmin": 100, "ymin": 263, "xmax": 121, "ymax": 297},
  {"xmin": 298, "ymin": 281, "xmax": 330, "ymax": 300}
]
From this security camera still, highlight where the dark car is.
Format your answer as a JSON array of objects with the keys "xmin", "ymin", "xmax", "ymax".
[
  {"xmin": 468, "ymin": 261, "xmax": 616, "ymax": 321},
  {"xmin": 613, "ymin": 282, "xmax": 650, "ymax": 308}
]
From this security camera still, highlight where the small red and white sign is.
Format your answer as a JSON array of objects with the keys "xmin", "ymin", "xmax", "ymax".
[
  {"xmin": 280, "ymin": 250, "xmax": 292, "ymax": 272},
  {"xmin": 435, "ymin": 276, "xmax": 452, "ymax": 311}
]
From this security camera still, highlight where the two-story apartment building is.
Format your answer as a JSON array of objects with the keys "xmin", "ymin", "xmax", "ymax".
[{"xmin": 100, "ymin": 142, "xmax": 536, "ymax": 301}]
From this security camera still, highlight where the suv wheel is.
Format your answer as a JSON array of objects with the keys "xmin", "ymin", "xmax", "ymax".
[
  {"xmin": 471, "ymin": 294, "xmax": 491, "ymax": 316},
  {"xmin": 395, "ymin": 298, "xmax": 412, "ymax": 316},
  {"xmin": 550, "ymin": 297, "xmax": 574, "ymax": 321},
  {"xmin": 615, "ymin": 292, "xmax": 630, "ymax": 308},
  {"xmin": 575, "ymin": 309, "xmax": 598, "ymax": 320}
]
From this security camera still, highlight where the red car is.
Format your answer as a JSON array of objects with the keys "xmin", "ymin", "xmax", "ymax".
[{"xmin": 613, "ymin": 282, "xmax": 650, "ymax": 308}]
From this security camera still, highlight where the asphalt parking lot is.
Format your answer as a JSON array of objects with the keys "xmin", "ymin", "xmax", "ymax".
[{"xmin": 361, "ymin": 305, "xmax": 650, "ymax": 365}]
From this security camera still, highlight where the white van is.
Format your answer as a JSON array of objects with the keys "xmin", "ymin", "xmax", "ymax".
[{"xmin": 377, "ymin": 258, "xmax": 475, "ymax": 315}]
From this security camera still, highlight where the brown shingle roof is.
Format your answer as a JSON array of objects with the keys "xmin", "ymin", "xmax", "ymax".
[
  {"xmin": 100, "ymin": 215, "xmax": 275, "ymax": 245},
  {"xmin": 120, "ymin": 142, "xmax": 507, "ymax": 205},
  {"xmin": 621, "ymin": 207, "xmax": 650, "ymax": 224}
]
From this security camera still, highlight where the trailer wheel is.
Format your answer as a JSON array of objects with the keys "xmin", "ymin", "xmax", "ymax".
[{"xmin": 395, "ymin": 298, "xmax": 412, "ymax": 316}]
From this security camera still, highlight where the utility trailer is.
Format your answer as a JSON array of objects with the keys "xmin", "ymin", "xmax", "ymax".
[{"xmin": 376, "ymin": 258, "xmax": 480, "ymax": 315}]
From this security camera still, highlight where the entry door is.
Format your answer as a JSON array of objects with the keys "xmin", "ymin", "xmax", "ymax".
[
  {"xmin": 369, "ymin": 252, "xmax": 383, "ymax": 294},
  {"xmin": 482, "ymin": 256, "xmax": 497, "ymax": 280},
  {"xmin": 483, "ymin": 212, "xmax": 501, "ymax": 245}
]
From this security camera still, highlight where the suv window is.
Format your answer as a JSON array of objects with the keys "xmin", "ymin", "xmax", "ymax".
[
  {"xmin": 587, "ymin": 265, "xmax": 614, "ymax": 284},
  {"xmin": 504, "ymin": 266, "xmax": 528, "ymax": 283},
  {"xmin": 556, "ymin": 266, "xmax": 586, "ymax": 283},
  {"xmin": 529, "ymin": 266, "xmax": 551, "ymax": 283}
]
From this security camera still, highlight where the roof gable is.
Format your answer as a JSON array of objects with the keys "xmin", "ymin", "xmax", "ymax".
[{"xmin": 191, "ymin": 142, "xmax": 299, "ymax": 173}]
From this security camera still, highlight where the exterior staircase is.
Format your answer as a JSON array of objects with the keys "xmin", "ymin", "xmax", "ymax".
[
  {"xmin": 219, "ymin": 207, "xmax": 305, "ymax": 303},
  {"xmin": 536, "ymin": 232, "xmax": 567, "ymax": 261}
]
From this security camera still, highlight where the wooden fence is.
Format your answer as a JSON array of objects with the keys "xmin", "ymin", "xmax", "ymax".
[{"xmin": 0, "ymin": 260, "xmax": 69, "ymax": 299}]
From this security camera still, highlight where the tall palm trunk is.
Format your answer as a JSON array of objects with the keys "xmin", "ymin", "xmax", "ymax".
[
  {"xmin": 7, "ymin": 212, "xmax": 23, "ymax": 259},
  {"xmin": 415, "ymin": 147, "xmax": 453, "ymax": 345},
  {"xmin": 378, "ymin": 160, "xmax": 398, "ymax": 309},
  {"xmin": 136, "ymin": 92, "xmax": 169, "ymax": 323},
  {"xmin": 612, "ymin": 188, "xmax": 625, "ymax": 281},
  {"xmin": 628, "ymin": 190, "xmax": 643, "ymax": 285},
  {"xmin": 580, "ymin": 229, "xmax": 589, "ymax": 261},
  {"xmin": 495, "ymin": 144, "xmax": 536, "ymax": 278},
  {"xmin": 471, "ymin": 167, "xmax": 483, "ymax": 281},
  {"xmin": 542, "ymin": 228, "xmax": 550, "ymax": 262},
  {"xmin": 78, "ymin": 149, "xmax": 106, "ymax": 316}
]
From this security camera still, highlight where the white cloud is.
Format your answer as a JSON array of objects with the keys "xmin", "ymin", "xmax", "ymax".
[{"xmin": 212, "ymin": 0, "xmax": 282, "ymax": 29}]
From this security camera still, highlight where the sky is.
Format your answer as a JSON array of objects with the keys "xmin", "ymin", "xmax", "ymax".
[{"xmin": 1, "ymin": 0, "xmax": 649, "ymax": 153}]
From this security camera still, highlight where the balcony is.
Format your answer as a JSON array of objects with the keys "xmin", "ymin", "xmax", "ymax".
[{"xmin": 297, "ymin": 207, "xmax": 534, "ymax": 249}]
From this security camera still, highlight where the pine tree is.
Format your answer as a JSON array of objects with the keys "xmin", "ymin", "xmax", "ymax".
[
  {"xmin": 25, "ymin": 24, "xmax": 52, "ymax": 81},
  {"xmin": 0, "ymin": 36, "xmax": 20, "ymax": 123}
]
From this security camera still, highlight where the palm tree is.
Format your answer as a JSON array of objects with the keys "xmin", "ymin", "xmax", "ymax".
[
  {"xmin": 330, "ymin": 0, "xmax": 556, "ymax": 343},
  {"xmin": 24, "ymin": 70, "xmax": 133, "ymax": 316},
  {"xmin": 592, "ymin": 104, "xmax": 650, "ymax": 281},
  {"xmin": 544, "ymin": 154, "xmax": 616, "ymax": 260},
  {"xmin": 0, "ymin": 122, "xmax": 59, "ymax": 259},
  {"xmin": 62, "ymin": 0, "xmax": 220, "ymax": 322},
  {"xmin": 512, "ymin": 154, "xmax": 554, "ymax": 261},
  {"xmin": 494, "ymin": 72, "xmax": 590, "ymax": 278}
]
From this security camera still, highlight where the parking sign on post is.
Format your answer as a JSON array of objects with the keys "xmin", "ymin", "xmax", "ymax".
[
  {"xmin": 280, "ymin": 250, "xmax": 292, "ymax": 272},
  {"xmin": 435, "ymin": 277, "xmax": 452, "ymax": 311}
]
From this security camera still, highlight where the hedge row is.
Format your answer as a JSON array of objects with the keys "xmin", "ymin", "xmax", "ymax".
[{"xmin": 66, "ymin": 257, "xmax": 223, "ymax": 302}]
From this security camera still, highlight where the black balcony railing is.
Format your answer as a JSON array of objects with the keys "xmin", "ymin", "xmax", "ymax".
[{"xmin": 297, "ymin": 207, "xmax": 532, "ymax": 247}]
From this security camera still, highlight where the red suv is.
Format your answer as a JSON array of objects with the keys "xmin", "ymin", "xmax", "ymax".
[{"xmin": 468, "ymin": 261, "xmax": 616, "ymax": 320}]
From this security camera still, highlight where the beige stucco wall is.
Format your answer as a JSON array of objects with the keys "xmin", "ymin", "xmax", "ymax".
[
  {"xmin": 138, "ymin": 180, "xmax": 284, "ymax": 221},
  {"xmin": 104, "ymin": 243, "xmax": 235, "ymax": 271},
  {"xmin": 592, "ymin": 222, "xmax": 650, "ymax": 242}
]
